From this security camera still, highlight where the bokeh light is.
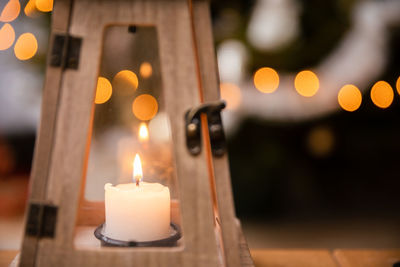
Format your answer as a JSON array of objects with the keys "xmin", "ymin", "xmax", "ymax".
[
  {"xmin": 294, "ymin": 70, "xmax": 319, "ymax": 97},
  {"xmin": 139, "ymin": 62, "xmax": 152, "ymax": 79},
  {"xmin": 132, "ymin": 94, "xmax": 158, "ymax": 121},
  {"xmin": 138, "ymin": 122, "xmax": 149, "ymax": 142},
  {"xmin": 112, "ymin": 70, "xmax": 138, "ymax": 95},
  {"xmin": 253, "ymin": 67, "xmax": 279, "ymax": 93},
  {"xmin": 14, "ymin": 33, "xmax": 38, "ymax": 60},
  {"xmin": 24, "ymin": 0, "xmax": 39, "ymax": 17},
  {"xmin": 35, "ymin": 0, "xmax": 53, "ymax": 12},
  {"xmin": 307, "ymin": 126, "xmax": 334, "ymax": 157},
  {"xmin": 370, "ymin": 81, "xmax": 393, "ymax": 109},
  {"xmin": 0, "ymin": 23, "xmax": 15, "ymax": 51},
  {"xmin": 0, "ymin": 0, "xmax": 20, "ymax": 22},
  {"xmin": 220, "ymin": 82, "xmax": 241, "ymax": 110},
  {"xmin": 95, "ymin": 77, "xmax": 112, "ymax": 104},
  {"xmin": 396, "ymin": 76, "xmax": 400, "ymax": 95},
  {"xmin": 338, "ymin": 84, "xmax": 362, "ymax": 112}
]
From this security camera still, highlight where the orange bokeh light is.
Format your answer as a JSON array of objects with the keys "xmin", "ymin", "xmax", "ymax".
[
  {"xmin": 24, "ymin": 0, "xmax": 39, "ymax": 17},
  {"xmin": 220, "ymin": 82, "xmax": 241, "ymax": 110},
  {"xmin": 14, "ymin": 33, "xmax": 38, "ymax": 60},
  {"xmin": 0, "ymin": 23, "xmax": 15, "ymax": 50},
  {"xmin": 370, "ymin": 81, "xmax": 393, "ymax": 109},
  {"xmin": 0, "ymin": 0, "xmax": 20, "ymax": 22},
  {"xmin": 132, "ymin": 94, "xmax": 158, "ymax": 121},
  {"xmin": 396, "ymin": 76, "xmax": 400, "ymax": 95},
  {"xmin": 35, "ymin": 0, "xmax": 53, "ymax": 12},
  {"xmin": 338, "ymin": 84, "xmax": 362, "ymax": 112},
  {"xmin": 253, "ymin": 67, "xmax": 279, "ymax": 93},
  {"xmin": 307, "ymin": 126, "xmax": 334, "ymax": 157},
  {"xmin": 294, "ymin": 70, "xmax": 319, "ymax": 97},
  {"xmin": 95, "ymin": 77, "xmax": 112, "ymax": 104},
  {"xmin": 140, "ymin": 62, "xmax": 152, "ymax": 79},
  {"xmin": 112, "ymin": 70, "xmax": 138, "ymax": 95}
]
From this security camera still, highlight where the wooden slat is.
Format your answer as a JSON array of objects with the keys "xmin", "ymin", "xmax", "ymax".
[
  {"xmin": 191, "ymin": 0, "xmax": 249, "ymax": 266},
  {"xmin": 237, "ymin": 220, "xmax": 254, "ymax": 267},
  {"xmin": 251, "ymin": 249, "xmax": 338, "ymax": 267},
  {"xmin": 19, "ymin": 1, "xmax": 72, "ymax": 266},
  {"xmin": 334, "ymin": 249, "xmax": 400, "ymax": 267},
  {"xmin": 33, "ymin": 0, "xmax": 222, "ymax": 266}
]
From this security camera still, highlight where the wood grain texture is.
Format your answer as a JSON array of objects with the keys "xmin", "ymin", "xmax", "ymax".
[
  {"xmin": 236, "ymin": 220, "xmax": 254, "ymax": 267},
  {"xmin": 334, "ymin": 249, "xmax": 400, "ymax": 267},
  {"xmin": 29, "ymin": 0, "xmax": 223, "ymax": 266},
  {"xmin": 251, "ymin": 249, "xmax": 338, "ymax": 267},
  {"xmin": 191, "ymin": 0, "xmax": 250, "ymax": 266},
  {"xmin": 19, "ymin": 0, "xmax": 72, "ymax": 266}
]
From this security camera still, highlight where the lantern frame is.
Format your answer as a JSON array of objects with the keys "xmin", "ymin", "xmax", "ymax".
[{"xmin": 19, "ymin": 0, "xmax": 253, "ymax": 266}]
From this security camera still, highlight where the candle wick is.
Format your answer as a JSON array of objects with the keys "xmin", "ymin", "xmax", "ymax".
[{"xmin": 136, "ymin": 179, "xmax": 140, "ymax": 186}]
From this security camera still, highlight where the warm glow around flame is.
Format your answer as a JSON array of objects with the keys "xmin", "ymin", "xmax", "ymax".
[
  {"xmin": 133, "ymin": 154, "xmax": 143, "ymax": 185},
  {"xmin": 138, "ymin": 122, "xmax": 149, "ymax": 142}
]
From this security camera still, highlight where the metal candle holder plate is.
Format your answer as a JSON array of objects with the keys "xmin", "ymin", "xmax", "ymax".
[{"xmin": 94, "ymin": 222, "xmax": 181, "ymax": 247}]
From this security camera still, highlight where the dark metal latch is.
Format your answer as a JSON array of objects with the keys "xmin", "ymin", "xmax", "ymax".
[{"xmin": 185, "ymin": 100, "xmax": 227, "ymax": 157}]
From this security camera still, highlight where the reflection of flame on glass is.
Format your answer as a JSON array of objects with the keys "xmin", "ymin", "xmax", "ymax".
[
  {"xmin": 138, "ymin": 122, "xmax": 149, "ymax": 142},
  {"xmin": 0, "ymin": 0, "xmax": 20, "ymax": 23},
  {"xmin": 133, "ymin": 154, "xmax": 143, "ymax": 186}
]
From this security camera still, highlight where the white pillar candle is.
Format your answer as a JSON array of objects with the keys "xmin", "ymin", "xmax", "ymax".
[{"xmin": 104, "ymin": 154, "xmax": 170, "ymax": 242}]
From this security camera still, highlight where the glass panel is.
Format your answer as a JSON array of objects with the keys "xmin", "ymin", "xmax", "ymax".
[{"xmin": 75, "ymin": 25, "xmax": 181, "ymax": 248}]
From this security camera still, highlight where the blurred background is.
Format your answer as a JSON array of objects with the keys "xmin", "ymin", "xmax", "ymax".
[{"xmin": 0, "ymin": 0, "xmax": 400, "ymax": 250}]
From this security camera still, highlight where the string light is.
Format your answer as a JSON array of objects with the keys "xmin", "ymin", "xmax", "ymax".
[
  {"xmin": 294, "ymin": 70, "xmax": 319, "ymax": 97},
  {"xmin": 338, "ymin": 84, "xmax": 362, "ymax": 112},
  {"xmin": 253, "ymin": 67, "xmax": 279, "ymax": 93},
  {"xmin": 370, "ymin": 81, "xmax": 393, "ymax": 109}
]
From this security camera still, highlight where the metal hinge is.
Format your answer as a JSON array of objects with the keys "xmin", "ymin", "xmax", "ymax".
[
  {"xmin": 50, "ymin": 34, "xmax": 82, "ymax": 69},
  {"xmin": 185, "ymin": 100, "xmax": 227, "ymax": 157},
  {"xmin": 26, "ymin": 202, "xmax": 58, "ymax": 238}
]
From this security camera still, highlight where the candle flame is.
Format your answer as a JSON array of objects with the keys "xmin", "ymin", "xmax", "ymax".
[
  {"xmin": 133, "ymin": 153, "xmax": 143, "ymax": 185},
  {"xmin": 138, "ymin": 122, "xmax": 149, "ymax": 142}
]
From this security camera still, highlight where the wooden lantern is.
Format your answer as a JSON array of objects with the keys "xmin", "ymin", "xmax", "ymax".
[{"xmin": 19, "ymin": 0, "xmax": 253, "ymax": 266}]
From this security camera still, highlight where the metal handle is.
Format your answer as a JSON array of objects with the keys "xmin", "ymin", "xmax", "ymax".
[{"xmin": 185, "ymin": 100, "xmax": 226, "ymax": 156}]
